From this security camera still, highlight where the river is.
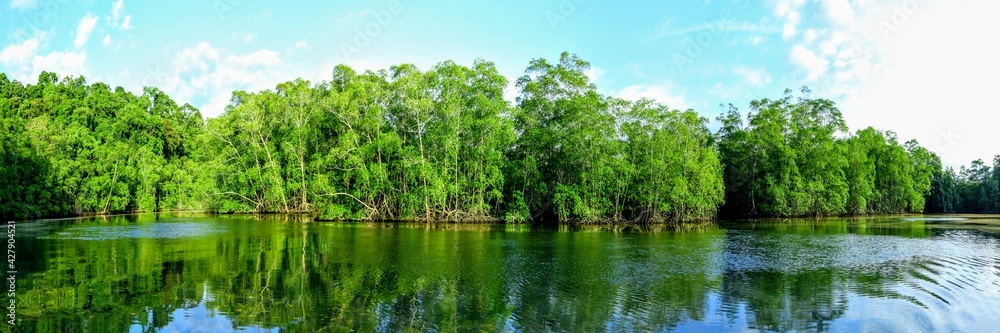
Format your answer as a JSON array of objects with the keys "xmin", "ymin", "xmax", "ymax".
[{"xmin": 10, "ymin": 214, "xmax": 1000, "ymax": 332}]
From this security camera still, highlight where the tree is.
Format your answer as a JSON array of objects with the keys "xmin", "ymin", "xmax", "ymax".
[
  {"xmin": 717, "ymin": 88, "xmax": 935, "ymax": 217},
  {"xmin": 6, "ymin": 57, "xmax": 991, "ymax": 222}
]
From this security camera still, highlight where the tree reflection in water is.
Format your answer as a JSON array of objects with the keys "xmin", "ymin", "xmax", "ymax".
[{"xmin": 13, "ymin": 214, "xmax": 1000, "ymax": 332}]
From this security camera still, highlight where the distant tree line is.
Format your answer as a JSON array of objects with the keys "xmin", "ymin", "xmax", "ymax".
[
  {"xmin": 716, "ymin": 90, "xmax": 935, "ymax": 217},
  {"xmin": 1, "ymin": 53, "xmax": 997, "ymax": 222},
  {"xmin": 925, "ymin": 157, "xmax": 1000, "ymax": 214}
]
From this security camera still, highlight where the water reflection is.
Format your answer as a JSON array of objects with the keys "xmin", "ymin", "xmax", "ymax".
[{"xmin": 12, "ymin": 214, "xmax": 1000, "ymax": 332}]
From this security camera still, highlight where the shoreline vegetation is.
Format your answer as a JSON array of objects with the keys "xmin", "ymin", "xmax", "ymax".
[{"xmin": 2, "ymin": 52, "xmax": 999, "ymax": 223}]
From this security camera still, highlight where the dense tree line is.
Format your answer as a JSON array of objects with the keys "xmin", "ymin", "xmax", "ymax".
[
  {"xmin": 204, "ymin": 60, "xmax": 518, "ymax": 222},
  {"xmin": 506, "ymin": 54, "xmax": 723, "ymax": 223},
  {"xmin": 203, "ymin": 53, "xmax": 722, "ymax": 223},
  {"xmin": 0, "ymin": 72, "xmax": 211, "ymax": 219},
  {"xmin": 1, "ymin": 53, "xmax": 998, "ymax": 222},
  {"xmin": 716, "ymin": 88, "xmax": 937, "ymax": 217},
  {"xmin": 925, "ymin": 156, "xmax": 1000, "ymax": 214}
]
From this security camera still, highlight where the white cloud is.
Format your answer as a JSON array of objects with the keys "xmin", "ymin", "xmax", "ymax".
[
  {"xmin": 767, "ymin": 0, "xmax": 1000, "ymax": 166},
  {"xmin": 732, "ymin": 66, "xmax": 771, "ymax": 87},
  {"xmin": 290, "ymin": 41, "xmax": 309, "ymax": 51},
  {"xmin": 174, "ymin": 42, "xmax": 220, "ymax": 72},
  {"xmin": 242, "ymin": 34, "xmax": 254, "ymax": 42},
  {"xmin": 108, "ymin": 0, "xmax": 130, "ymax": 30},
  {"xmin": 822, "ymin": 0, "xmax": 855, "ymax": 26},
  {"xmin": 227, "ymin": 49, "xmax": 281, "ymax": 67},
  {"xmin": 782, "ymin": 11, "xmax": 800, "ymax": 39},
  {"xmin": 789, "ymin": 45, "xmax": 829, "ymax": 81},
  {"xmin": 585, "ymin": 66, "xmax": 606, "ymax": 83},
  {"xmin": 616, "ymin": 84, "xmax": 689, "ymax": 110},
  {"xmin": 773, "ymin": 0, "xmax": 805, "ymax": 17},
  {"xmin": 112, "ymin": 0, "xmax": 124, "ymax": 20},
  {"xmin": 155, "ymin": 42, "xmax": 295, "ymax": 117},
  {"xmin": 9, "ymin": 0, "xmax": 35, "ymax": 9},
  {"xmin": 774, "ymin": 0, "xmax": 805, "ymax": 40},
  {"xmin": 0, "ymin": 38, "xmax": 40, "ymax": 65},
  {"xmin": 818, "ymin": 38, "xmax": 837, "ymax": 56},
  {"xmin": 102, "ymin": 35, "xmax": 111, "ymax": 46},
  {"xmin": 121, "ymin": 15, "xmax": 132, "ymax": 30},
  {"xmin": 73, "ymin": 14, "xmax": 99, "ymax": 48},
  {"xmin": 748, "ymin": 36, "xmax": 764, "ymax": 46},
  {"xmin": 840, "ymin": 1, "xmax": 1000, "ymax": 166},
  {"xmin": 0, "ymin": 36, "xmax": 87, "ymax": 81},
  {"xmin": 32, "ymin": 51, "xmax": 88, "ymax": 78},
  {"xmin": 503, "ymin": 80, "xmax": 518, "ymax": 104},
  {"xmin": 201, "ymin": 93, "xmax": 235, "ymax": 120},
  {"xmin": 803, "ymin": 28, "xmax": 818, "ymax": 44},
  {"xmin": 658, "ymin": 20, "xmax": 779, "ymax": 38}
]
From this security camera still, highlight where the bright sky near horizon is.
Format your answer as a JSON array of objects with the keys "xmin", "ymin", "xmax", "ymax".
[{"xmin": 1, "ymin": 0, "xmax": 997, "ymax": 167}]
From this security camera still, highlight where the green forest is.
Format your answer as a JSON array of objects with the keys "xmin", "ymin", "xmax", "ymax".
[{"xmin": 2, "ymin": 53, "xmax": 998, "ymax": 222}]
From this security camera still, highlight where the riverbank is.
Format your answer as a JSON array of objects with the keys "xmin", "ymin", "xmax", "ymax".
[{"xmin": 17, "ymin": 211, "xmax": 1000, "ymax": 235}]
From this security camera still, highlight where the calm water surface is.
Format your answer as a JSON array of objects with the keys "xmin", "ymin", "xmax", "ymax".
[{"xmin": 11, "ymin": 214, "xmax": 1000, "ymax": 332}]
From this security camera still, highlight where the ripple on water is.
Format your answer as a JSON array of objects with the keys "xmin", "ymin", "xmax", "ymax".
[
  {"xmin": 723, "ymin": 228, "xmax": 1000, "ymax": 324},
  {"xmin": 903, "ymin": 217, "xmax": 970, "ymax": 222},
  {"xmin": 722, "ymin": 229, "xmax": 1000, "ymax": 276},
  {"xmin": 40, "ymin": 221, "xmax": 225, "ymax": 240}
]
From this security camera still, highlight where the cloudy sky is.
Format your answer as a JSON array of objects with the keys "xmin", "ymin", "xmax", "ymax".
[{"xmin": 1, "ymin": 0, "xmax": 997, "ymax": 167}]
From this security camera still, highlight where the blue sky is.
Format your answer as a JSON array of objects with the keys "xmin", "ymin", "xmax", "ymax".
[{"xmin": 2, "ymin": 0, "xmax": 998, "ymax": 167}]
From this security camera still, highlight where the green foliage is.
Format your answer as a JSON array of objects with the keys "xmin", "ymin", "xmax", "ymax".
[
  {"xmin": 196, "ymin": 54, "xmax": 724, "ymax": 223},
  {"xmin": 717, "ymin": 88, "xmax": 938, "ymax": 217},
  {"xmin": 926, "ymin": 156, "xmax": 1000, "ymax": 214},
  {"xmin": 0, "ymin": 73, "xmax": 210, "ymax": 219},
  {"xmin": 621, "ymin": 100, "xmax": 724, "ymax": 222},
  {"xmin": 202, "ymin": 60, "xmax": 518, "ymax": 221},
  {"xmin": 506, "ymin": 53, "xmax": 723, "ymax": 223},
  {"xmin": 3, "ymin": 55, "xmax": 993, "ymax": 222}
]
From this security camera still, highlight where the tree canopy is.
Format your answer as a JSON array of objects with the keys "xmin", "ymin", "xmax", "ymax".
[
  {"xmin": 716, "ymin": 88, "xmax": 943, "ymax": 217},
  {"xmin": 1, "ymin": 54, "xmax": 996, "ymax": 222}
]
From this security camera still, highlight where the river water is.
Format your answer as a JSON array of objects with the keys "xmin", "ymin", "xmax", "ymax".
[{"xmin": 11, "ymin": 214, "xmax": 1000, "ymax": 332}]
